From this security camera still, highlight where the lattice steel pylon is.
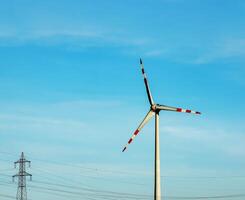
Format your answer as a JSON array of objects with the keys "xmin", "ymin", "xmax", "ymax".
[{"xmin": 12, "ymin": 152, "xmax": 32, "ymax": 200}]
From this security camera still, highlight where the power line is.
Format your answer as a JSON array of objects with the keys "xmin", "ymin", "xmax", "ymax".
[
  {"xmin": 33, "ymin": 167, "xmax": 94, "ymax": 188},
  {"xmin": 1, "ymin": 151, "xmax": 245, "ymax": 200},
  {"xmin": 28, "ymin": 184, "xmax": 149, "ymax": 200},
  {"xmin": 0, "ymin": 168, "xmax": 15, "ymax": 172},
  {"xmin": 166, "ymin": 194, "xmax": 245, "ymax": 199},
  {"xmin": 0, "ymin": 193, "xmax": 16, "ymax": 200},
  {"xmin": 0, "ymin": 179, "xmax": 148, "ymax": 200},
  {"xmin": 0, "ymin": 179, "xmax": 245, "ymax": 200},
  {"xmin": 30, "ymin": 180, "xmax": 151, "ymax": 198},
  {"xmin": 2, "ymin": 151, "xmax": 245, "ymax": 180}
]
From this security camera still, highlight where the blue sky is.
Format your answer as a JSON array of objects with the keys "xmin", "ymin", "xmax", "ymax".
[{"xmin": 0, "ymin": 0, "xmax": 245, "ymax": 199}]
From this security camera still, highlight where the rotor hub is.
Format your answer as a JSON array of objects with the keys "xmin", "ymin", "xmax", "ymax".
[{"xmin": 151, "ymin": 104, "xmax": 157, "ymax": 111}]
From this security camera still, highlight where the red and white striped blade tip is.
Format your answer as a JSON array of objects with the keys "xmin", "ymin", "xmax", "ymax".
[
  {"xmin": 122, "ymin": 129, "xmax": 140, "ymax": 152},
  {"xmin": 176, "ymin": 108, "xmax": 201, "ymax": 114}
]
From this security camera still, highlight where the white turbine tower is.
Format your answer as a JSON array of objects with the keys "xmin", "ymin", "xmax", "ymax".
[{"xmin": 122, "ymin": 59, "xmax": 201, "ymax": 200}]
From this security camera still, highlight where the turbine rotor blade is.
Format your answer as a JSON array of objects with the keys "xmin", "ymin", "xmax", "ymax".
[
  {"xmin": 156, "ymin": 104, "xmax": 201, "ymax": 115},
  {"xmin": 122, "ymin": 110, "xmax": 155, "ymax": 152},
  {"xmin": 140, "ymin": 58, "xmax": 154, "ymax": 105}
]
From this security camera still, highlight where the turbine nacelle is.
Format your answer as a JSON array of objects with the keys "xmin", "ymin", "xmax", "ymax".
[{"xmin": 151, "ymin": 104, "xmax": 157, "ymax": 112}]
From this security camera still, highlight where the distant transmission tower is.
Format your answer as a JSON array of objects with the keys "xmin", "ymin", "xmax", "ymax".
[{"xmin": 12, "ymin": 152, "xmax": 32, "ymax": 200}]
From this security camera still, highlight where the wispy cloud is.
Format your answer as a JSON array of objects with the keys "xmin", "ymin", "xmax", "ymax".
[
  {"xmin": 192, "ymin": 38, "xmax": 245, "ymax": 64},
  {"xmin": 0, "ymin": 98, "xmax": 127, "ymax": 150},
  {"xmin": 135, "ymin": 37, "xmax": 245, "ymax": 63},
  {"xmin": 0, "ymin": 28, "xmax": 152, "ymax": 50},
  {"xmin": 0, "ymin": 114, "xmax": 85, "ymax": 133},
  {"xmin": 0, "ymin": 99, "xmax": 124, "ymax": 134},
  {"xmin": 143, "ymin": 49, "xmax": 168, "ymax": 57},
  {"xmin": 161, "ymin": 124, "xmax": 245, "ymax": 158}
]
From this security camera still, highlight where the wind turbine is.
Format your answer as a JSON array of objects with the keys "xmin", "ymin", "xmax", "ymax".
[{"xmin": 122, "ymin": 59, "xmax": 201, "ymax": 200}]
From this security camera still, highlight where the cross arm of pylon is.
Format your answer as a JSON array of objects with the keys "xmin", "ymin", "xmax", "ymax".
[
  {"xmin": 156, "ymin": 104, "xmax": 201, "ymax": 115},
  {"xmin": 14, "ymin": 159, "xmax": 30, "ymax": 164},
  {"xmin": 25, "ymin": 172, "xmax": 32, "ymax": 177},
  {"xmin": 12, "ymin": 172, "xmax": 32, "ymax": 178},
  {"xmin": 122, "ymin": 110, "xmax": 155, "ymax": 152},
  {"xmin": 12, "ymin": 174, "xmax": 18, "ymax": 178}
]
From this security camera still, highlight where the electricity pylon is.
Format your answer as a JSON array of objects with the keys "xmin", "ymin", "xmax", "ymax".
[{"xmin": 13, "ymin": 152, "xmax": 32, "ymax": 200}]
